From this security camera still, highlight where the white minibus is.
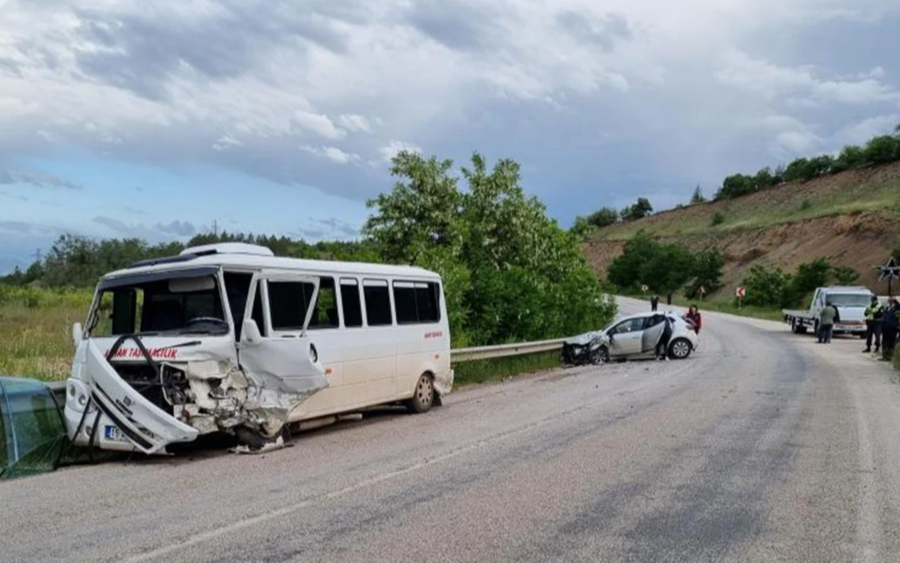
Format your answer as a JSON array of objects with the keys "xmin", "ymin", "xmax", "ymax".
[{"xmin": 63, "ymin": 242, "xmax": 453, "ymax": 454}]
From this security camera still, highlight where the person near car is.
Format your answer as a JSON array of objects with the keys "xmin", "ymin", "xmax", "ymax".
[
  {"xmin": 880, "ymin": 298, "xmax": 899, "ymax": 362},
  {"xmin": 864, "ymin": 295, "xmax": 884, "ymax": 354},
  {"xmin": 650, "ymin": 295, "xmax": 659, "ymax": 312},
  {"xmin": 656, "ymin": 314, "xmax": 673, "ymax": 360},
  {"xmin": 684, "ymin": 304, "xmax": 702, "ymax": 333},
  {"xmin": 817, "ymin": 301, "xmax": 837, "ymax": 343}
]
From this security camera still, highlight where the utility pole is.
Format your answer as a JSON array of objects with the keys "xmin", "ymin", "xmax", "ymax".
[
  {"xmin": 213, "ymin": 220, "xmax": 218, "ymax": 237},
  {"xmin": 32, "ymin": 248, "xmax": 42, "ymax": 264}
]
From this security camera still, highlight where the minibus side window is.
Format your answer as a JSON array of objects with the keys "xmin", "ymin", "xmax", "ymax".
[
  {"xmin": 308, "ymin": 277, "xmax": 339, "ymax": 330},
  {"xmin": 393, "ymin": 280, "xmax": 441, "ymax": 324},
  {"xmin": 363, "ymin": 279, "xmax": 392, "ymax": 326},
  {"xmin": 340, "ymin": 278, "xmax": 363, "ymax": 328},
  {"xmin": 268, "ymin": 281, "xmax": 314, "ymax": 331}
]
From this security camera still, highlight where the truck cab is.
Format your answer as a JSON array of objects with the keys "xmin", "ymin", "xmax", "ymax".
[{"xmin": 810, "ymin": 286, "xmax": 873, "ymax": 335}]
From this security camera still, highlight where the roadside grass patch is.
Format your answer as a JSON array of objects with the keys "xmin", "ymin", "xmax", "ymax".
[
  {"xmin": 0, "ymin": 287, "xmax": 91, "ymax": 381},
  {"xmin": 452, "ymin": 351, "xmax": 561, "ymax": 387}
]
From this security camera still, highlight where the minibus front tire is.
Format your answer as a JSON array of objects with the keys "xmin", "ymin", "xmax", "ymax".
[{"xmin": 406, "ymin": 373, "xmax": 435, "ymax": 414}]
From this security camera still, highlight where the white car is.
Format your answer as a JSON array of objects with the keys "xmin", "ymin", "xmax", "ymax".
[{"xmin": 561, "ymin": 311, "xmax": 699, "ymax": 364}]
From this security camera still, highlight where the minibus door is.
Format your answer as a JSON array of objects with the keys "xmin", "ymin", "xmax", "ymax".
[{"xmin": 237, "ymin": 272, "xmax": 329, "ymax": 399}]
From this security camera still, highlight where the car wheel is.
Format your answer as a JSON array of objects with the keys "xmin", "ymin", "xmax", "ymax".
[
  {"xmin": 405, "ymin": 373, "xmax": 434, "ymax": 414},
  {"xmin": 668, "ymin": 338, "xmax": 692, "ymax": 360},
  {"xmin": 591, "ymin": 345, "xmax": 610, "ymax": 364}
]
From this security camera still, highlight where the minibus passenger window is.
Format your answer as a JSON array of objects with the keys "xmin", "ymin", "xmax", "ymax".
[
  {"xmin": 363, "ymin": 279, "xmax": 392, "ymax": 326},
  {"xmin": 340, "ymin": 278, "xmax": 363, "ymax": 328},
  {"xmin": 308, "ymin": 277, "xmax": 339, "ymax": 330},
  {"xmin": 268, "ymin": 281, "xmax": 314, "ymax": 331}
]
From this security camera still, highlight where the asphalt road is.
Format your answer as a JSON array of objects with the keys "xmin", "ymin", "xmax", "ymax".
[{"xmin": 3, "ymin": 297, "xmax": 900, "ymax": 562}]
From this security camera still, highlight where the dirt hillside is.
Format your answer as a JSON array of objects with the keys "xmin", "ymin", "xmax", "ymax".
[{"xmin": 583, "ymin": 161, "xmax": 900, "ymax": 297}]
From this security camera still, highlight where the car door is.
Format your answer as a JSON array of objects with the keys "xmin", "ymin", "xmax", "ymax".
[
  {"xmin": 608, "ymin": 318, "xmax": 645, "ymax": 357},
  {"xmin": 237, "ymin": 271, "xmax": 329, "ymax": 401},
  {"xmin": 640, "ymin": 314, "xmax": 668, "ymax": 354}
]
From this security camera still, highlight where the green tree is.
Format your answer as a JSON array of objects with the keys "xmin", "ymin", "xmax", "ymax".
[
  {"xmin": 690, "ymin": 185, "xmax": 706, "ymax": 204},
  {"xmin": 362, "ymin": 151, "xmax": 464, "ymax": 263},
  {"xmin": 606, "ymin": 230, "xmax": 659, "ymax": 290},
  {"xmin": 863, "ymin": 135, "xmax": 900, "ymax": 165},
  {"xmin": 716, "ymin": 173, "xmax": 755, "ymax": 199},
  {"xmin": 586, "ymin": 207, "xmax": 619, "ymax": 228},
  {"xmin": 687, "ymin": 248, "xmax": 725, "ymax": 298},
  {"xmin": 742, "ymin": 264, "xmax": 792, "ymax": 308},
  {"xmin": 787, "ymin": 258, "xmax": 831, "ymax": 306},
  {"xmin": 364, "ymin": 150, "xmax": 617, "ymax": 346},
  {"xmin": 621, "ymin": 197, "xmax": 653, "ymax": 221},
  {"xmin": 783, "ymin": 158, "xmax": 818, "ymax": 182},
  {"xmin": 832, "ymin": 265, "xmax": 860, "ymax": 285},
  {"xmin": 831, "ymin": 145, "xmax": 865, "ymax": 172}
]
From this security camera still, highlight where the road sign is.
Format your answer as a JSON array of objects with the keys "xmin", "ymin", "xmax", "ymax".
[
  {"xmin": 641, "ymin": 284, "xmax": 649, "ymax": 292},
  {"xmin": 736, "ymin": 287, "xmax": 746, "ymax": 298},
  {"xmin": 877, "ymin": 257, "xmax": 900, "ymax": 281}
]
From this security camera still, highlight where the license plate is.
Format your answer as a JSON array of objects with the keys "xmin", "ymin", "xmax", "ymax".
[{"xmin": 104, "ymin": 425, "xmax": 131, "ymax": 443}]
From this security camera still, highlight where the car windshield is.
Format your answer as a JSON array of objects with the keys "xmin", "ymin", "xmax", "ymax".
[
  {"xmin": 87, "ymin": 273, "xmax": 229, "ymax": 337},
  {"xmin": 827, "ymin": 293, "xmax": 871, "ymax": 307}
]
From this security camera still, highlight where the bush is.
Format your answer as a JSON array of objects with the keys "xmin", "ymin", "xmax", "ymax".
[
  {"xmin": 711, "ymin": 212, "xmax": 725, "ymax": 226},
  {"xmin": 741, "ymin": 264, "xmax": 793, "ymax": 308},
  {"xmin": 833, "ymin": 265, "xmax": 860, "ymax": 284}
]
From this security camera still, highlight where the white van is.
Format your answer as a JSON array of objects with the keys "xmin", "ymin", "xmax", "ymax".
[{"xmin": 63, "ymin": 243, "xmax": 453, "ymax": 454}]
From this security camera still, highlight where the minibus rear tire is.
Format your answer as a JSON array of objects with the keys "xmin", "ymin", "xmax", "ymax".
[{"xmin": 406, "ymin": 373, "xmax": 434, "ymax": 414}]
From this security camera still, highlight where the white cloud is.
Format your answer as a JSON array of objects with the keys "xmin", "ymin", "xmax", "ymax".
[
  {"xmin": 338, "ymin": 114, "xmax": 372, "ymax": 132},
  {"xmin": 301, "ymin": 145, "xmax": 360, "ymax": 164},
  {"xmin": 379, "ymin": 140, "xmax": 421, "ymax": 162},
  {"xmin": 293, "ymin": 111, "xmax": 346, "ymax": 140},
  {"xmin": 212, "ymin": 134, "xmax": 242, "ymax": 151},
  {"xmin": 0, "ymin": 0, "xmax": 898, "ymax": 224},
  {"xmin": 717, "ymin": 50, "xmax": 900, "ymax": 105}
]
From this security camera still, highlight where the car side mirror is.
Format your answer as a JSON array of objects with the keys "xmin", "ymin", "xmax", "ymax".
[
  {"xmin": 242, "ymin": 319, "xmax": 262, "ymax": 345},
  {"xmin": 72, "ymin": 322, "xmax": 83, "ymax": 347}
]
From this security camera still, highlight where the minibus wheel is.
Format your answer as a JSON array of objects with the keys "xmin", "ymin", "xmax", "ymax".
[{"xmin": 406, "ymin": 373, "xmax": 434, "ymax": 414}]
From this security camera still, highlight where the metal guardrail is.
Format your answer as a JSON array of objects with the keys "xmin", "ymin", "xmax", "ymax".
[{"xmin": 449, "ymin": 338, "xmax": 567, "ymax": 362}]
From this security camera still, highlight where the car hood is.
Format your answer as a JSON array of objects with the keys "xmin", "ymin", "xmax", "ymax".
[{"xmin": 564, "ymin": 330, "xmax": 608, "ymax": 346}]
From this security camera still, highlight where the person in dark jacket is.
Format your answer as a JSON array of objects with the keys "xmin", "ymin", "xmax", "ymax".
[
  {"xmin": 650, "ymin": 295, "xmax": 659, "ymax": 312},
  {"xmin": 881, "ymin": 298, "xmax": 899, "ymax": 362},
  {"xmin": 656, "ymin": 315, "xmax": 673, "ymax": 360}
]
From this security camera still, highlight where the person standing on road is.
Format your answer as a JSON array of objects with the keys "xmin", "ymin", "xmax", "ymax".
[
  {"xmin": 864, "ymin": 295, "xmax": 884, "ymax": 354},
  {"xmin": 817, "ymin": 301, "xmax": 836, "ymax": 343},
  {"xmin": 650, "ymin": 295, "xmax": 659, "ymax": 312},
  {"xmin": 656, "ymin": 314, "xmax": 673, "ymax": 360},
  {"xmin": 880, "ymin": 298, "xmax": 899, "ymax": 362},
  {"xmin": 684, "ymin": 304, "xmax": 702, "ymax": 334}
]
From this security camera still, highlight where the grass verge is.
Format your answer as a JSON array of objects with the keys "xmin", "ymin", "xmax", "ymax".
[
  {"xmin": 0, "ymin": 287, "xmax": 91, "ymax": 381},
  {"xmin": 452, "ymin": 350, "xmax": 561, "ymax": 388}
]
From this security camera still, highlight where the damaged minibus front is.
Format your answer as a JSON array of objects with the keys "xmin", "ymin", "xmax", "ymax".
[{"xmin": 64, "ymin": 262, "xmax": 328, "ymax": 455}]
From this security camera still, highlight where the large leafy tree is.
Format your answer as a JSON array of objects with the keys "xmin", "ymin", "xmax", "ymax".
[{"xmin": 363, "ymin": 150, "xmax": 616, "ymax": 346}]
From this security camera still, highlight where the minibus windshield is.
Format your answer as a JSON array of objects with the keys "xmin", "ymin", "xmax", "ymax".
[{"xmin": 87, "ymin": 271, "xmax": 229, "ymax": 337}]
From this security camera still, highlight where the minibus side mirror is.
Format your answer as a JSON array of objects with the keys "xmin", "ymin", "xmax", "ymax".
[
  {"xmin": 242, "ymin": 319, "xmax": 262, "ymax": 345},
  {"xmin": 72, "ymin": 322, "xmax": 83, "ymax": 347}
]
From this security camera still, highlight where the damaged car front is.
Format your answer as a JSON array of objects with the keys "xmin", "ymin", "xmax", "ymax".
[{"xmin": 63, "ymin": 266, "xmax": 327, "ymax": 455}]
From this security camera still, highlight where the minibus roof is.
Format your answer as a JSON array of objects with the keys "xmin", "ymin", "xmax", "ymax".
[{"xmin": 99, "ymin": 243, "xmax": 441, "ymax": 282}]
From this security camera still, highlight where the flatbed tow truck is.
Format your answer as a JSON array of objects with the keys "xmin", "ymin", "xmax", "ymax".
[{"xmin": 782, "ymin": 286, "xmax": 874, "ymax": 338}]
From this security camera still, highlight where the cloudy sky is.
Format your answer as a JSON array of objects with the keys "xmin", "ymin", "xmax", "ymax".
[{"xmin": 1, "ymin": 0, "xmax": 899, "ymax": 272}]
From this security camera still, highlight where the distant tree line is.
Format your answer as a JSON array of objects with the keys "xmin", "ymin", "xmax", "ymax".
[
  {"xmin": 1, "ymin": 150, "xmax": 617, "ymax": 348},
  {"xmin": 573, "ymin": 123, "xmax": 900, "ymax": 236}
]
